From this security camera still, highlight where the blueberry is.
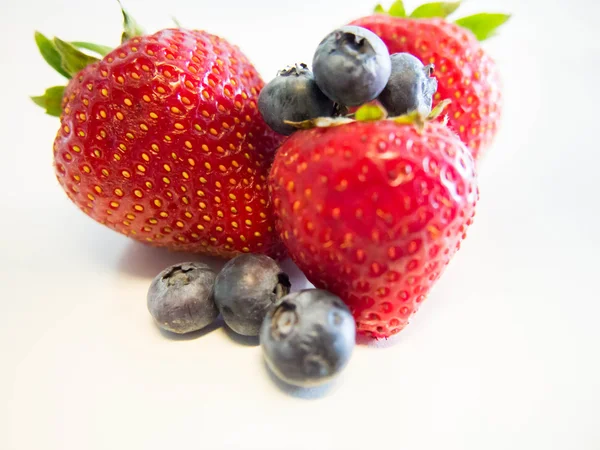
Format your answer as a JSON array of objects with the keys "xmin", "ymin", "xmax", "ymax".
[
  {"xmin": 214, "ymin": 254, "xmax": 291, "ymax": 336},
  {"xmin": 312, "ymin": 25, "xmax": 391, "ymax": 107},
  {"xmin": 378, "ymin": 53, "xmax": 438, "ymax": 116},
  {"xmin": 147, "ymin": 262, "xmax": 218, "ymax": 334},
  {"xmin": 258, "ymin": 63, "xmax": 336, "ymax": 136},
  {"xmin": 260, "ymin": 289, "xmax": 356, "ymax": 388}
]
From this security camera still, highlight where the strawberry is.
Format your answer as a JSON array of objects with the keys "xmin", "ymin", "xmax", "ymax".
[
  {"xmin": 269, "ymin": 105, "xmax": 478, "ymax": 338},
  {"xmin": 32, "ymin": 8, "xmax": 284, "ymax": 258},
  {"xmin": 350, "ymin": 1, "xmax": 510, "ymax": 161}
]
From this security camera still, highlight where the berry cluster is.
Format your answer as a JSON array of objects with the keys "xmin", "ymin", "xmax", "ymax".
[
  {"xmin": 259, "ymin": 26, "xmax": 439, "ymax": 135},
  {"xmin": 146, "ymin": 23, "xmax": 479, "ymax": 387},
  {"xmin": 33, "ymin": 1, "xmax": 508, "ymax": 390},
  {"xmin": 148, "ymin": 257, "xmax": 355, "ymax": 388}
]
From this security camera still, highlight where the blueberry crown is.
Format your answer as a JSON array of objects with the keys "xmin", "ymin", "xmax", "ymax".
[{"xmin": 277, "ymin": 63, "xmax": 310, "ymax": 77}]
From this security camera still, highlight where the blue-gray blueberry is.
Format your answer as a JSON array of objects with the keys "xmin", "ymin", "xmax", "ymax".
[
  {"xmin": 147, "ymin": 262, "xmax": 218, "ymax": 334},
  {"xmin": 258, "ymin": 63, "xmax": 335, "ymax": 136},
  {"xmin": 260, "ymin": 289, "xmax": 356, "ymax": 388},
  {"xmin": 214, "ymin": 254, "xmax": 291, "ymax": 336},
  {"xmin": 378, "ymin": 52, "xmax": 438, "ymax": 116},
  {"xmin": 312, "ymin": 26, "xmax": 391, "ymax": 107}
]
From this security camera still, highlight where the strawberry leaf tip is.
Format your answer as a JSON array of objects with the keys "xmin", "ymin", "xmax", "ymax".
[
  {"xmin": 70, "ymin": 41, "xmax": 112, "ymax": 57},
  {"xmin": 53, "ymin": 38, "xmax": 99, "ymax": 77},
  {"xmin": 31, "ymin": 86, "xmax": 65, "ymax": 117},
  {"xmin": 285, "ymin": 99, "xmax": 451, "ymax": 131},
  {"xmin": 388, "ymin": 0, "xmax": 406, "ymax": 17},
  {"xmin": 355, "ymin": 103, "xmax": 388, "ymax": 121},
  {"xmin": 370, "ymin": 2, "xmax": 509, "ymax": 41},
  {"xmin": 455, "ymin": 13, "xmax": 511, "ymax": 41},
  {"xmin": 392, "ymin": 109, "xmax": 426, "ymax": 130},
  {"xmin": 285, "ymin": 117, "xmax": 354, "ymax": 129},
  {"xmin": 410, "ymin": 1, "xmax": 461, "ymax": 19},
  {"xmin": 34, "ymin": 32, "xmax": 70, "ymax": 79},
  {"xmin": 391, "ymin": 100, "xmax": 450, "ymax": 129},
  {"xmin": 119, "ymin": 1, "xmax": 144, "ymax": 43},
  {"xmin": 35, "ymin": 32, "xmax": 102, "ymax": 80},
  {"xmin": 172, "ymin": 17, "xmax": 183, "ymax": 28},
  {"xmin": 33, "ymin": 33, "xmax": 107, "ymax": 113},
  {"xmin": 374, "ymin": 1, "xmax": 406, "ymax": 16},
  {"xmin": 428, "ymin": 99, "xmax": 451, "ymax": 120}
]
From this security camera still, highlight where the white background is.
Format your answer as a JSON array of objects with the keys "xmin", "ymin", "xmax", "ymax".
[{"xmin": 1, "ymin": 0, "xmax": 599, "ymax": 448}]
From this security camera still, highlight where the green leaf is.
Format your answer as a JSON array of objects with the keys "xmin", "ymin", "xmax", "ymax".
[
  {"xmin": 355, "ymin": 103, "xmax": 387, "ymax": 122},
  {"xmin": 284, "ymin": 117, "xmax": 353, "ymax": 130},
  {"xmin": 455, "ymin": 13, "xmax": 511, "ymax": 41},
  {"xmin": 428, "ymin": 99, "xmax": 452, "ymax": 120},
  {"xmin": 392, "ymin": 109, "xmax": 426, "ymax": 130},
  {"xmin": 34, "ymin": 31, "xmax": 70, "ymax": 79},
  {"xmin": 53, "ymin": 38, "xmax": 99, "ymax": 77},
  {"xmin": 31, "ymin": 86, "xmax": 65, "ymax": 117},
  {"xmin": 172, "ymin": 16, "xmax": 183, "ymax": 28},
  {"xmin": 374, "ymin": 4, "xmax": 386, "ymax": 13},
  {"xmin": 410, "ymin": 1, "xmax": 461, "ymax": 18},
  {"xmin": 71, "ymin": 41, "xmax": 112, "ymax": 57},
  {"xmin": 119, "ymin": 1, "xmax": 144, "ymax": 43},
  {"xmin": 388, "ymin": 0, "xmax": 406, "ymax": 17}
]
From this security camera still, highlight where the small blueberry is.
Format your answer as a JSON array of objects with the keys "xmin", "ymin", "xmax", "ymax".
[
  {"xmin": 258, "ymin": 63, "xmax": 335, "ymax": 136},
  {"xmin": 312, "ymin": 26, "xmax": 391, "ymax": 107},
  {"xmin": 213, "ymin": 254, "xmax": 291, "ymax": 336},
  {"xmin": 260, "ymin": 289, "xmax": 356, "ymax": 388},
  {"xmin": 147, "ymin": 262, "xmax": 218, "ymax": 334},
  {"xmin": 378, "ymin": 52, "xmax": 438, "ymax": 116}
]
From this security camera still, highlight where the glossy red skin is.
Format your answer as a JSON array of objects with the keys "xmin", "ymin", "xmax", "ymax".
[
  {"xmin": 54, "ymin": 29, "xmax": 285, "ymax": 258},
  {"xmin": 269, "ymin": 121, "xmax": 478, "ymax": 338},
  {"xmin": 351, "ymin": 15, "xmax": 502, "ymax": 161}
]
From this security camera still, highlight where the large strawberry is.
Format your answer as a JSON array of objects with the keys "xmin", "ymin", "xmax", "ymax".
[
  {"xmin": 32, "ymin": 8, "xmax": 284, "ymax": 258},
  {"xmin": 269, "ymin": 105, "xmax": 478, "ymax": 338},
  {"xmin": 350, "ymin": 1, "xmax": 509, "ymax": 161}
]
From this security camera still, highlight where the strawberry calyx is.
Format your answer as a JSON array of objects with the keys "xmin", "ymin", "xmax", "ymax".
[
  {"xmin": 31, "ymin": 85, "xmax": 67, "ymax": 117},
  {"xmin": 118, "ymin": 0, "xmax": 145, "ymax": 43},
  {"xmin": 31, "ymin": 3, "xmax": 144, "ymax": 117},
  {"xmin": 285, "ymin": 99, "xmax": 451, "ymax": 131},
  {"xmin": 373, "ymin": 1, "xmax": 510, "ymax": 41}
]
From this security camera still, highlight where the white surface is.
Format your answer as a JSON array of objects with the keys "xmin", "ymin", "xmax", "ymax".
[{"xmin": 1, "ymin": 0, "xmax": 599, "ymax": 448}]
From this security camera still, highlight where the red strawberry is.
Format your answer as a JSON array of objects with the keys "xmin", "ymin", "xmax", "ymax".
[
  {"xmin": 33, "ymin": 10, "xmax": 284, "ymax": 258},
  {"xmin": 350, "ymin": 1, "xmax": 509, "ymax": 160},
  {"xmin": 269, "ymin": 108, "xmax": 478, "ymax": 338}
]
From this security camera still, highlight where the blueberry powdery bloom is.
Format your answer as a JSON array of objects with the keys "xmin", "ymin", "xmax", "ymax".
[
  {"xmin": 147, "ymin": 262, "xmax": 218, "ymax": 334},
  {"xmin": 214, "ymin": 254, "xmax": 291, "ymax": 336},
  {"xmin": 378, "ymin": 53, "xmax": 438, "ymax": 116},
  {"xmin": 260, "ymin": 289, "xmax": 356, "ymax": 388},
  {"xmin": 312, "ymin": 25, "xmax": 391, "ymax": 107},
  {"xmin": 258, "ymin": 63, "xmax": 335, "ymax": 136}
]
